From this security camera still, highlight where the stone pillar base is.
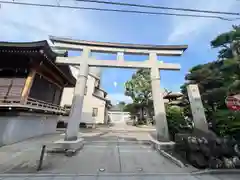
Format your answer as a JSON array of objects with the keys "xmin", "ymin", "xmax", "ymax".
[{"xmin": 49, "ymin": 138, "xmax": 84, "ymax": 156}]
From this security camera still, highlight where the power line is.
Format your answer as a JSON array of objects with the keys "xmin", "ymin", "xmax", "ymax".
[
  {"xmin": 75, "ymin": 0, "xmax": 240, "ymax": 16},
  {"xmin": 0, "ymin": 0, "xmax": 239, "ymax": 21}
]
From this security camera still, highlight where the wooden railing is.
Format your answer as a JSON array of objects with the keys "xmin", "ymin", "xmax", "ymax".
[
  {"xmin": 0, "ymin": 96, "xmax": 69, "ymax": 114},
  {"xmin": 27, "ymin": 98, "xmax": 67, "ymax": 112},
  {"xmin": 0, "ymin": 96, "xmax": 21, "ymax": 104}
]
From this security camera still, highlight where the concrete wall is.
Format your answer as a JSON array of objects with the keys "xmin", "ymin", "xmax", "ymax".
[
  {"xmin": 0, "ymin": 113, "xmax": 58, "ymax": 146},
  {"xmin": 108, "ymin": 112, "xmax": 130, "ymax": 124}
]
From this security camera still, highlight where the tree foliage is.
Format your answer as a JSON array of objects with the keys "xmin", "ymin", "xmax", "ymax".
[
  {"xmin": 212, "ymin": 110, "xmax": 240, "ymax": 138},
  {"xmin": 124, "ymin": 69, "xmax": 152, "ymax": 121},
  {"xmin": 123, "ymin": 103, "xmax": 140, "ymax": 114},
  {"xmin": 181, "ymin": 25, "xmax": 240, "ymax": 138},
  {"xmin": 124, "ymin": 69, "xmax": 187, "ymax": 130},
  {"xmin": 166, "ymin": 106, "xmax": 190, "ymax": 140},
  {"xmin": 125, "ymin": 69, "xmax": 152, "ymax": 104},
  {"xmin": 117, "ymin": 101, "xmax": 126, "ymax": 111},
  {"xmin": 211, "ymin": 25, "xmax": 240, "ymax": 59}
]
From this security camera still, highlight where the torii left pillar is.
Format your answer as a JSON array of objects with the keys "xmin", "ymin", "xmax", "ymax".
[
  {"xmin": 64, "ymin": 54, "xmax": 89, "ymax": 141},
  {"xmin": 53, "ymin": 49, "xmax": 90, "ymax": 152}
]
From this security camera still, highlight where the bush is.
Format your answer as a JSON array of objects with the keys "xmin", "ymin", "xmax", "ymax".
[
  {"xmin": 212, "ymin": 110, "xmax": 240, "ymax": 139},
  {"xmin": 166, "ymin": 106, "xmax": 190, "ymax": 141}
]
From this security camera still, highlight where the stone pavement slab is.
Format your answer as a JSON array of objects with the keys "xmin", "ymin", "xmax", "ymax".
[
  {"xmin": 97, "ymin": 123, "xmax": 156, "ymax": 132},
  {"xmin": 2, "ymin": 129, "xmax": 237, "ymax": 180},
  {"xmin": 0, "ymin": 174, "xmax": 239, "ymax": 180},
  {"xmin": 0, "ymin": 130, "xmax": 189, "ymax": 174},
  {"xmin": 0, "ymin": 134, "xmax": 62, "ymax": 173},
  {"xmin": 0, "ymin": 131, "xmax": 110, "ymax": 174}
]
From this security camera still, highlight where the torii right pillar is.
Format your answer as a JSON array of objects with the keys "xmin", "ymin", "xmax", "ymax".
[{"xmin": 150, "ymin": 53, "xmax": 169, "ymax": 141}]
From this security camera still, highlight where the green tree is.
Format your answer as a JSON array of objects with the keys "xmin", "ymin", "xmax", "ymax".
[
  {"xmin": 181, "ymin": 59, "xmax": 240, "ymax": 115},
  {"xmin": 212, "ymin": 110, "xmax": 240, "ymax": 138},
  {"xmin": 117, "ymin": 101, "xmax": 126, "ymax": 111},
  {"xmin": 181, "ymin": 25, "xmax": 240, "ymax": 138},
  {"xmin": 211, "ymin": 25, "xmax": 240, "ymax": 59},
  {"xmin": 123, "ymin": 103, "xmax": 138, "ymax": 114},
  {"xmin": 124, "ymin": 69, "xmax": 152, "ymax": 122},
  {"xmin": 166, "ymin": 106, "xmax": 190, "ymax": 140}
]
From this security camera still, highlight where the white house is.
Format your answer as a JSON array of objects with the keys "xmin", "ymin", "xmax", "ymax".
[{"xmin": 60, "ymin": 67, "xmax": 111, "ymax": 127}]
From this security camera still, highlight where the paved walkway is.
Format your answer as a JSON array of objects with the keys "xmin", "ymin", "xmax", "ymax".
[
  {"xmin": 0, "ymin": 130, "xmax": 187, "ymax": 173},
  {"xmin": 0, "ymin": 174, "xmax": 239, "ymax": 180},
  {"xmin": 102, "ymin": 123, "xmax": 156, "ymax": 132},
  {"xmin": 0, "ymin": 125, "xmax": 239, "ymax": 179}
]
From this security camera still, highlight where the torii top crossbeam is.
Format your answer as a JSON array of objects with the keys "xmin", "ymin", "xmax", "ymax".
[
  {"xmin": 49, "ymin": 36, "xmax": 188, "ymax": 70},
  {"xmin": 50, "ymin": 36, "xmax": 187, "ymax": 55}
]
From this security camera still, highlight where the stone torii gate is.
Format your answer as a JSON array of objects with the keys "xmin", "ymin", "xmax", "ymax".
[{"xmin": 50, "ymin": 36, "xmax": 188, "ymax": 143}]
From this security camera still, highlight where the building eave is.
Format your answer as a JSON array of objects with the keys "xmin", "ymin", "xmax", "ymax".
[
  {"xmin": 0, "ymin": 41, "xmax": 64, "ymax": 59},
  {"xmin": 92, "ymin": 93, "xmax": 109, "ymax": 102},
  {"xmin": 89, "ymin": 72, "xmax": 100, "ymax": 80},
  {"xmin": 0, "ymin": 40, "xmax": 76, "ymax": 87},
  {"xmin": 95, "ymin": 87, "xmax": 107, "ymax": 97}
]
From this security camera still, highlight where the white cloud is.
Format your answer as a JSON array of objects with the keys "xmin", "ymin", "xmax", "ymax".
[
  {"xmin": 107, "ymin": 93, "xmax": 133, "ymax": 105},
  {"xmin": 113, "ymin": 81, "xmax": 117, "ymax": 87},
  {"xmin": 0, "ymin": 0, "xmax": 110, "ymax": 41},
  {"xmin": 1, "ymin": 0, "xmax": 239, "ymax": 94},
  {"xmin": 1, "ymin": 0, "xmax": 239, "ymax": 44},
  {"xmin": 166, "ymin": 0, "xmax": 240, "ymax": 44}
]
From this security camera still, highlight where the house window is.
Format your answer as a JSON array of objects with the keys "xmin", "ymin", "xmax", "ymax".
[{"xmin": 92, "ymin": 108, "xmax": 98, "ymax": 117}]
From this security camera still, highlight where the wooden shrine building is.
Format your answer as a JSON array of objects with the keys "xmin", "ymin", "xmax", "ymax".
[{"xmin": 0, "ymin": 41, "xmax": 76, "ymax": 146}]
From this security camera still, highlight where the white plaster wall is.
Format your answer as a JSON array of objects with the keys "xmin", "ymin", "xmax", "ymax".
[
  {"xmin": 81, "ymin": 75, "xmax": 96, "ymax": 124},
  {"xmin": 60, "ymin": 74, "xmax": 95, "ymax": 107},
  {"xmin": 60, "ymin": 87, "xmax": 74, "ymax": 106},
  {"xmin": 60, "ymin": 74, "xmax": 107, "ymax": 125},
  {"xmin": 108, "ymin": 112, "xmax": 130, "ymax": 124},
  {"xmin": 0, "ymin": 113, "xmax": 58, "ymax": 146},
  {"xmin": 91, "ymin": 96, "xmax": 106, "ymax": 124}
]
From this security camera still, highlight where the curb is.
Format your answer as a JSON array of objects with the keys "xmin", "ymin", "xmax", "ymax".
[
  {"xmin": 191, "ymin": 169, "xmax": 240, "ymax": 175},
  {"xmin": 158, "ymin": 149, "xmax": 185, "ymax": 168},
  {"xmin": 149, "ymin": 136, "xmax": 185, "ymax": 168}
]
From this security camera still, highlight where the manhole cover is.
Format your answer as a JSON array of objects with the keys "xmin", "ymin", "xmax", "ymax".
[
  {"xmin": 137, "ymin": 168, "xmax": 143, "ymax": 171},
  {"xmin": 99, "ymin": 168, "xmax": 105, "ymax": 172}
]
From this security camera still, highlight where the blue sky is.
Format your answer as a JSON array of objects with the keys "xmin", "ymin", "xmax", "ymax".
[{"xmin": 0, "ymin": 0, "xmax": 240, "ymax": 104}]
